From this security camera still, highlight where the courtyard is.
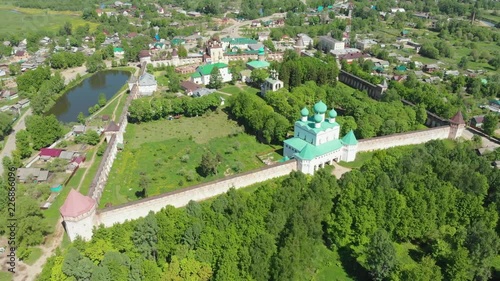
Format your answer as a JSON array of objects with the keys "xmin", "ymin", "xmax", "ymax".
[{"xmin": 100, "ymin": 109, "xmax": 282, "ymax": 208}]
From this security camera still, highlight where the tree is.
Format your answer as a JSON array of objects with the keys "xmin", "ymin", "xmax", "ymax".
[
  {"xmin": 77, "ymin": 112, "xmax": 86, "ymax": 124},
  {"xmin": 8, "ymin": 63, "xmax": 21, "ymax": 76},
  {"xmin": 483, "ymin": 113, "xmax": 499, "ymax": 136},
  {"xmin": 25, "ymin": 115, "xmax": 64, "ymax": 150},
  {"xmin": 199, "ymin": 151, "xmax": 220, "ymax": 177},
  {"xmin": 365, "ymin": 229, "xmax": 397, "ymax": 281},
  {"xmin": 132, "ymin": 212, "xmax": 159, "ymax": 260},
  {"xmin": 98, "ymin": 93, "xmax": 107, "ymax": 107},
  {"xmin": 15, "ymin": 129, "xmax": 31, "ymax": 159},
  {"xmin": 207, "ymin": 67, "xmax": 223, "ymax": 89},
  {"xmin": 488, "ymin": 57, "xmax": 500, "ymax": 70},
  {"xmin": 0, "ymin": 112, "xmax": 13, "ymax": 140},
  {"xmin": 168, "ymin": 74, "xmax": 181, "ymax": 93},
  {"xmin": 177, "ymin": 45, "xmax": 188, "ymax": 58},
  {"xmin": 86, "ymin": 54, "xmax": 106, "ymax": 73},
  {"xmin": 250, "ymin": 68, "xmax": 269, "ymax": 88}
]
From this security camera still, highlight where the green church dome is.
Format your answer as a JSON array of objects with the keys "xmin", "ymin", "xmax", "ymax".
[
  {"xmin": 258, "ymin": 47, "xmax": 265, "ymax": 55},
  {"xmin": 314, "ymin": 114, "xmax": 323, "ymax": 123},
  {"xmin": 328, "ymin": 109, "xmax": 337, "ymax": 118},
  {"xmin": 300, "ymin": 107, "xmax": 309, "ymax": 116},
  {"xmin": 313, "ymin": 101, "xmax": 327, "ymax": 114}
]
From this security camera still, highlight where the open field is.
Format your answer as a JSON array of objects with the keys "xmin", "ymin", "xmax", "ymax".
[
  {"xmin": 100, "ymin": 110, "xmax": 279, "ymax": 207},
  {"xmin": 0, "ymin": 6, "xmax": 98, "ymax": 35}
]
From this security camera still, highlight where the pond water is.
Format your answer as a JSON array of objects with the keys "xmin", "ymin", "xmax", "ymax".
[{"xmin": 47, "ymin": 70, "xmax": 130, "ymax": 123}]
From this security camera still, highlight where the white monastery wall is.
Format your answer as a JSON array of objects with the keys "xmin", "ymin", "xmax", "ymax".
[
  {"xmin": 357, "ymin": 126, "xmax": 450, "ymax": 152},
  {"xmin": 96, "ymin": 161, "xmax": 297, "ymax": 227}
]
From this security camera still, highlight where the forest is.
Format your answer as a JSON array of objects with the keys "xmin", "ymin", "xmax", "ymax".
[{"xmin": 38, "ymin": 140, "xmax": 500, "ymax": 280}]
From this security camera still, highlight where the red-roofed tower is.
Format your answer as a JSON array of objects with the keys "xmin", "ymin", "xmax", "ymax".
[
  {"xmin": 60, "ymin": 189, "xmax": 97, "ymax": 241},
  {"xmin": 448, "ymin": 111, "xmax": 466, "ymax": 139}
]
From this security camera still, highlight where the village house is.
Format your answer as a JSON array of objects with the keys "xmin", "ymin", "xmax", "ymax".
[
  {"xmin": 181, "ymin": 80, "xmax": 201, "ymax": 96},
  {"xmin": 17, "ymin": 168, "xmax": 49, "ymax": 183},
  {"xmin": 251, "ymin": 20, "xmax": 261, "ymax": 28},
  {"xmin": 356, "ymin": 39, "xmax": 378, "ymax": 50},
  {"xmin": 424, "ymin": 64, "xmax": 439, "ymax": 73},
  {"xmin": 59, "ymin": 151, "xmax": 76, "ymax": 160},
  {"xmin": 39, "ymin": 148, "xmax": 64, "ymax": 161},
  {"xmin": 470, "ymin": 116, "xmax": 484, "ymax": 128},
  {"xmin": 0, "ymin": 90, "xmax": 18, "ymax": 101},
  {"xmin": 192, "ymin": 88, "xmax": 216, "ymax": 97},
  {"xmin": 190, "ymin": 63, "xmax": 232, "ymax": 85},
  {"xmin": 72, "ymin": 125, "xmax": 86, "ymax": 136}
]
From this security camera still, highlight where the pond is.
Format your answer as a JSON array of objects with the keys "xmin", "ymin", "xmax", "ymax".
[{"xmin": 47, "ymin": 70, "xmax": 130, "ymax": 123}]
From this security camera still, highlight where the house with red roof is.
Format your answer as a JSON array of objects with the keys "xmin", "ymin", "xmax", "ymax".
[{"xmin": 39, "ymin": 148, "xmax": 64, "ymax": 161}]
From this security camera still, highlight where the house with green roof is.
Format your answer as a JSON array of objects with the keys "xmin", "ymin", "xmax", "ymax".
[
  {"xmin": 190, "ymin": 62, "xmax": 232, "ymax": 85},
  {"xmin": 283, "ymin": 101, "xmax": 358, "ymax": 174},
  {"xmin": 246, "ymin": 60, "xmax": 270, "ymax": 70},
  {"xmin": 113, "ymin": 47, "xmax": 124, "ymax": 56}
]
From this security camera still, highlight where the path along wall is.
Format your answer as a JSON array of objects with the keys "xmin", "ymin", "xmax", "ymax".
[
  {"xmin": 357, "ymin": 126, "xmax": 450, "ymax": 152},
  {"xmin": 96, "ymin": 161, "xmax": 297, "ymax": 227}
]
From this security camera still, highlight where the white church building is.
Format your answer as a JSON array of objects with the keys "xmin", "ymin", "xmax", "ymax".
[{"xmin": 283, "ymin": 101, "xmax": 358, "ymax": 174}]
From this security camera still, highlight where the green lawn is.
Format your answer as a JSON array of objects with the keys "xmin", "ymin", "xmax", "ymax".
[
  {"xmin": 126, "ymin": 110, "xmax": 244, "ymax": 148},
  {"xmin": 0, "ymin": 271, "xmax": 12, "ymax": 281},
  {"xmin": 100, "ymin": 111, "xmax": 277, "ymax": 208},
  {"xmin": 97, "ymin": 94, "xmax": 122, "ymax": 119},
  {"xmin": 339, "ymin": 151, "xmax": 374, "ymax": 169},
  {"xmin": 112, "ymin": 93, "xmax": 129, "ymax": 122},
  {"xmin": 0, "ymin": 6, "xmax": 98, "ymax": 35},
  {"xmin": 219, "ymin": 86, "xmax": 242, "ymax": 95},
  {"xmin": 155, "ymin": 71, "xmax": 169, "ymax": 86},
  {"xmin": 313, "ymin": 246, "xmax": 353, "ymax": 281},
  {"xmin": 23, "ymin": 247, "xmax": 43, "ymax": 265}
]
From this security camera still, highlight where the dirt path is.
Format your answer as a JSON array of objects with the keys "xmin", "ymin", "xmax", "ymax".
[
  {"xmin": 111, "ymin": 93, "xmax": 125, "ymax": 120},
  {"xmin": 75, "ymin": 138, "xmax": 106, "ymax": 192},
  {"xmin": 331, "ymin": 162, "xmax": 352, "ymax": 179}
]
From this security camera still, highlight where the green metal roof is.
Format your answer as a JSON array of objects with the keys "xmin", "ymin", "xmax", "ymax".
[
  {"xmin": 329, "ymin": 109, "xmax": 337, "ymax": 118},
  {"xmin": 300, "ymin": 107, "xmax": 309, "ymax": 116},
  {"xmin": 395, "ymin": 65, "xmax": 407, "ymax": 71},
  {"xmin": 285, "ymin": 137, "xmax": 344, "ymax": 161},
  {"xmin": 171, "ymin": 38, "xmax": 185, "ymax": 45},
  {"xmin": 295, "ymin": 117, "xmax": 339, "ymax": 134},
  {"xmin": 278, "ymin": 156, "xmax": 290, "ymax": 162},
  {"xmin": 342, "ymin": 130, "xmax": 358, "ymax": 145},
  {"xmin": 313, "ymin": 100, "xmax": 327, "ymax": 114},
  {"xmin": 113, "ymin": 47, "xmax": 124, "ymax": 52},
  {"xmin": 221, "ymin": 37, "xmax": 258, "ymax": 45},
  {"xmin": 314, "ymin": 114, "xmax": 323, "ymax": 123},
  {"xmin": 490, "ymin": 99, "xmax": 500, "ymax": 106},
  {"xmin": 246, "ymin": 60, "xmax": 270, "ymax": 69},
  {"xmin": 191, "ymin": 72, "xmax": 202, "ymax": 78},
  {"xmin": 197, "ymin": 63, "xmax": 228, "ymax": 76}
]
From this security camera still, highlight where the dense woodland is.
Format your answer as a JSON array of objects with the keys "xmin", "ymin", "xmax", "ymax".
[{"xmin": 38, "ymin": 140, "xmax": 500, "ymax": 280}]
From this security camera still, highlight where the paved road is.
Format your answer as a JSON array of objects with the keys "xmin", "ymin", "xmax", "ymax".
[{"xmin": 0, "ymin": 108, "xmax": 32, "ymax": 175}]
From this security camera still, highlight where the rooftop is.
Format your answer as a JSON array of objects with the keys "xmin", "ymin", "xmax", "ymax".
[
  {"xmin": 246, "ymin": 60, "xmax": 270, "ymax": 69},
  {"xmin": 40, "ymin": 148, "xmax": 64, "ymax": 157},
  {"xmin": 195, "ymin": 62, "xmax": 228, "ymax": 76},
  {"xmin": 60, "ymin": 189, "xmax": 96, "ymax": 217},
  {"xmin": 138, "ymin": 72, "xmax": 157, "ymax": 86},
  {"xmin": 285, "ymin": 138, "xmax": 344, "ymax": 160},
  {"xmin": 295, "ymin": 116, "xmax": 339, "ymax": 134},
  {"xmin": 221, "ymin": 37, "xmax": 258, "ymax": 45}
]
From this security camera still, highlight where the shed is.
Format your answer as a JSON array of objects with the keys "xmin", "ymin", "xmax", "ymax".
[
  {"xmin": 40, "ymin": 148, "xmax": 64, "ymax": 158},
  {"xmin": 59, "ymin": 151, "xmax": 76, "ymax": 160},
  {"xmin": 51, "ymin": 184, "xmax": 63, "ymax": 192}
]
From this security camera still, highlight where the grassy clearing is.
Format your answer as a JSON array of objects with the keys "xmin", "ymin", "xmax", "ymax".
[
  {"xmin": 339, "ymin": 151, "xmax": 374, "ymax": 169},
  {"xmin": 23, "ymin": 247, "xmax": 43, "ymax": 265},
  {"xmin": 0, "ymin": 6, "xmax": 98, "ymax": 35},
  {"xmin": 100, "ymin": 110, "xmax": 277, "ymax": 207},
  {"xmin": 79, "ymin": 154, "xmax": 102, "ymax": 196},
  {"xmin": 113, "ymin": 93, "xmax": 129, "ymax": 122},
  {"xmin": 126, "ymin": 110, "xmax": 244, "ymax": 148},
  {"xmin": 0, "ymin": 271, "xmax": 12, "ymax": 281},
  {"xmin": 219, "ymin": 86, "xmax": 242, "ymax": 95},
  {"xmin": 313, "ymin": 246, "xmax": 353, "ymax": 281}
]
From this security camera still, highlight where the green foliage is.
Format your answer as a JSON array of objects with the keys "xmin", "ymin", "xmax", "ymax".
[
  {"xmin": 0, "ymin": 112, "xmax": 13, "ymax": 140},
  {"xmin": 50, "ymin": 52, "xmax": 85, "ymax": 69},
  {"xmin": 77, "ymin": 112, "xmax": 86, "ymax": 124},
  {"xmin": 365, "ymin": 229, "xmax": 397, "ymax": 281},
  {"xmin": 278, "ymin": 55, "xmax": 338, "ymax": 89},
  {"xmin": 15, "ymin": 129, "xmax": 31, "ymax": 159},
  {"xmin": 207, "ymin": 66, "xmax": 223, "ymax": 90},
  {"xmin": 228, "ymin": 91, "xmax": 290, "ymax": 143},
  {"xmin": 483, "ymin": 113, "xmax": 499, "ymax": 136},
  {"xmin": 250, "ymin": 68, "xmax": 269, "ymax": 88},
  {"xmin": 75, "ymin": 131, "xmax": 101, "ymax": 146},
  {"xmin": 199, "ymin": 151, "xmax": 221, "ymax": 177},
  {"xmin": 98, "ymin": 93, "xmax": 107, "ymax": 108},
  {"xmin": 25, "ymin": 115, "xmax": 64, "ymax": 150},
  {"xmin": 86, "ymin": 54, "xmax": 106, "ymax": 73},
  {"xmin": 128, "ymin": 94, "xmax": 220, "ymax": 123}
]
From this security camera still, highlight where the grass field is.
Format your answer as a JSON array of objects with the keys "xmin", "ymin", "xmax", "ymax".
[
  {"xmin": 100, "ymin": 110, "xmax": 278, "ymax": 207},
  {"xmin": 339, "ymin": 151, "xmax": 374, "ymax": 169},
  {"xmin": 0, "ymin": 6, "xmax": 98, "ymax": 35},
  {"xmin": 23, "ymin": 247, "xmax": 43, "ymax": 265},
  {"xmin": 313, "ymin": 246, "xmax": 354, "ymax": 281},
  {"xmin": 0, "ymin": 271, "xmax": 12, "ymax": 281}
]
